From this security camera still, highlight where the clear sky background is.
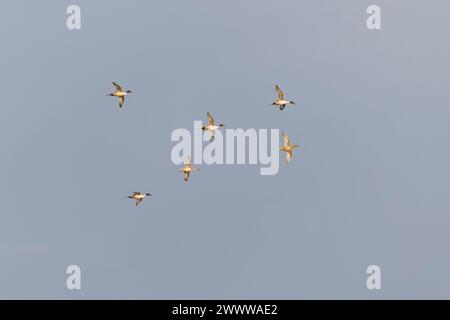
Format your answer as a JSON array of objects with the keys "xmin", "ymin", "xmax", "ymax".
[{"xmin": 0, "ymin": 0, "xmax": 449, "ymax": 299}]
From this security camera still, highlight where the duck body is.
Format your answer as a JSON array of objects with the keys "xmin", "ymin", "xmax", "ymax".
[
  {"xmin": 202, "ymin": 124, "xmax": 222, "ymax": 131},
  {"xmin": 112, "ymin": 91, "xmax": 128, "ymax": 97},
  {"xmin": 272, "ymin": 99, "xmax": 296, "ymax": 111},
  {"xmin": 132, "ymin": 193, "xmax": 149, "ymax": 199},
  {"xmin": 279, "ymin": 145, "xmax": 294, "ymax": 152}
]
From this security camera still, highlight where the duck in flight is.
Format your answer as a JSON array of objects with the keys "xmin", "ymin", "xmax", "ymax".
[
  {"xmin": 126, "ymin": 192, "xmax": 151, "ymax": 206},
  {"xmin": 179, "ymin": 156, "xmax": 199, "ymax": 182},
  {"xmin": 202, "ymin": 112, "xmax": 225, "ymax": 142},
  {"xmin": 279, "ymin": 132, "xmax": 300, "ymax": 164},
  {"xmin": 272, "ymin": 85, "xmax": 295, "ymax": 111},
  {"xmin": 108, "ymin": 82, "xmax": 133, "ymax": 108}
]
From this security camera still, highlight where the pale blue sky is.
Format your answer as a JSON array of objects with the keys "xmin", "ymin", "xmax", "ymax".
[{"xmin": 0, "ymin": 0, "xmax": 449, "ymax": 298}]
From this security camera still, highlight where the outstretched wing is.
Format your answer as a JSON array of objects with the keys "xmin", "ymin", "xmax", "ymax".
[
  {"xmin": 207, "ymin": 112, "xmax": 215, "ymax": 125},
  {"xmin": 209, "ymin": 130, "xmax": 215, "ymax": 142},
  {"xmin": 135, "ymin": 198, "xmax": 143, "ymax": 206},
  {"xmin": 119, "ymin": 96, "xmax": 125, "ymax": 108},
  {"xmin": 285, "ymin": 150, "xmax": 293, "ymax": 164},
  {"xmin": 275, "ymin": 84, "xmax": 284, "ymax": 100},
  {"xmin": 184, "ymin": 171, "xmax": 190, "ymax": 182},
  {"xmin": 282, "ymin": 132, "xmax": 290, "ymax": 146},
  {"xmin": 113, "ymin": 82, "xmax": 123, "ymax": 91}
]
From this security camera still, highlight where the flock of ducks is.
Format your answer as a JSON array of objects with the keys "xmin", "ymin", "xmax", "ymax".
[{"xmin": 107, "ymin": 82, "xmax": 301, "ymax": 206}]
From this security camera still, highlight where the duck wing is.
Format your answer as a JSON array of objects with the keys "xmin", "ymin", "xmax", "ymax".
[
  {"xmin": 275, "ymin": 84, "xmax": 285, "ymax": 100},
  {"xmin": 285, "ymin": 150, "xmax": 293, "ymax": 164},
  {"xmin": 113, "ymin": 82, "xmax": 123, "ymax": 91},
  {"xmin": 282, "ymin": 132, "xmax": 290, "ymax": 146},
  {"xmin": 207, "ymin": 112, "xmax": 215, "ymax": 126},
  {"xmin": 119, "ymin": 96, "xmax": 125, "ymax": 108}
]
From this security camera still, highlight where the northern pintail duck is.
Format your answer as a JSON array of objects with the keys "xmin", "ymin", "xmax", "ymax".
[
  {"xmin": 108, "ymin": 82, "xmax": 133, "ymax": 108},
  {"xmin": 201, "ymin": 112, "xmax": 225, "ymax": 142},
  {"xmin": 279, "ymin": 132, "xmax": 300, "ymax": 164},
  {"xmin": 272, "ymin": 85, "xmax": 295, "ymax": 111},
  {"xmin": 178, "ymin": 156, "xmax": 199, "ymax": 182},
  {"xmin": 126, "ymin": 192, "xmax": 151, "ymax": 206}
]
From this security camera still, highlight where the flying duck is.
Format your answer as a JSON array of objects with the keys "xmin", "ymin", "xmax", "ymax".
[
  {"xmin": 279, "ymin": 132, "xmax": 300, "ymax": 164},
  {"xmin": 178, "ymin": 156, "xmax": 199, "ymax": 182},
  {"xmin": 108, "ymin": 82, "xmax": 133, "ymax": 108},
  {"xmin": 272, "ymin": 85, "xmax": 295, "ymax": 111},
  {"xmin": 201, "ymin": 112, "xmax": 225, "ymax": 142},
  {"xmin": 126, "ymin": 192, "xmax": 151, "ymax": 206}
]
